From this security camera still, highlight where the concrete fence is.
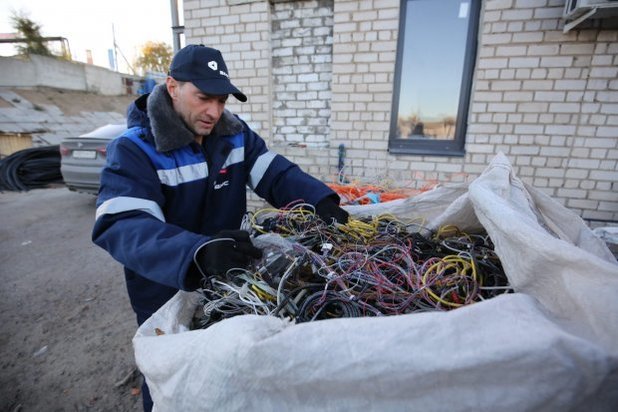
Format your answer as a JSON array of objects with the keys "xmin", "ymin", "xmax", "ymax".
[{"xmin": 0, "ymin": 54, "xmax": 139, "ymax": 96}]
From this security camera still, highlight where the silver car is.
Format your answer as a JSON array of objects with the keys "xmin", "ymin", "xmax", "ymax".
[{"xmin": 60, "ymin": 124, "xmax": 126, "ymax": 194}]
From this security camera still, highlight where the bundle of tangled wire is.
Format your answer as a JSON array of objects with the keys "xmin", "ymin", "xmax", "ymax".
[
  {"xmin": 0, "ymin": 146, "xmax": 62, "ymax": 191},
  {"xmin": 194, "ymin": 202, "xmax": 511, "ymax": 329}
]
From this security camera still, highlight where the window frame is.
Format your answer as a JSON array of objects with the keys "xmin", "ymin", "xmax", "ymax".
[{"xmin": 388, "ymin": 0, "xmax": 481, "ymax": 157}]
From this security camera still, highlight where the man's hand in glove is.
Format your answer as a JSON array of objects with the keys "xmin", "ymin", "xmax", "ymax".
[
  {"xmin": 315, "ymin": 196, "xmax": 349, "ymax": 225},
  {"xmin": 194, "ymin": 230, "xmax": 262, "ymax": 279}
]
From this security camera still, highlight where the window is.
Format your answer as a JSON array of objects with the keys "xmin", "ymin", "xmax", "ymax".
[{"xmin": 389, "ymin": 0, "xmax": 480, "ymax": 156}]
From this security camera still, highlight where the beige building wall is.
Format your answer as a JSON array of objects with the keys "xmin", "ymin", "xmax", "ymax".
[
  {"xmin": 183, "ymin": 0, "xmax": 618, "ymax": 222},
  {"xmin": 0, "ymin": 133, "xmax": 32, "ymax": 156}
]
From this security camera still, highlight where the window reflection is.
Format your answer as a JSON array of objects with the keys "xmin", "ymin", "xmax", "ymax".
[{"xmin": 395, "ymin": 0, "xmax": 472, "ymax": 141}]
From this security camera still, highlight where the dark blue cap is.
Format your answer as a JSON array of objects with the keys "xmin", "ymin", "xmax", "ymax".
[{"xmin": 169, "ymin": 44, "xmax": 247, "ymax": 102}]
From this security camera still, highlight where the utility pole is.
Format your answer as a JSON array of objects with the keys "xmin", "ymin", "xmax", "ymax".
[
  {"xmin": 111, "ymin": 23, "xmax": 118, "ymax": 71},
  {"xmin": 111, "ymin": 23, "xmax": 135, "ymax": 75}
]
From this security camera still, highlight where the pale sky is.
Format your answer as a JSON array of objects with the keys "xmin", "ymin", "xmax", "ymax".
[
  {"xmin": 0, "ymin": 0, "xmax": 184, "ymax": 73},
  {"xmin": 398, "ymin": 0, "xmax": 469, "ymax": 122}
]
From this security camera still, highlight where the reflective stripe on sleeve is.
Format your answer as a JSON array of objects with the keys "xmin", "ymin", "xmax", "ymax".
[
  {"xmin": 157, "ymin": 162, "xmax": 209, "ymax": 186},
  {"xmin": 221, "ymin": 147, "xmax": 244, "ymax": 169},
  {"xmin": 248, "ymin": 151, "xmax": 277, "ymax": 190},
  {"xmin": 95, "ymin": 196, "xmax": 165, "ymax": 222}
]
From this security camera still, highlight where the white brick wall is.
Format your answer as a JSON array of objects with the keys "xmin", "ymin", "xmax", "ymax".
[
  {"xmin": 184, "ymin": 0, "xmax": 618, "ymax": 221},
  {"xmin": 271, "ymin": 1, "xmax": 333, "ymax": 146},
  {"xmin": 470, "ymin": 0, "xmax": 618, "ymax": 221},
  {"xmin": 185, "ymin": 0, "xmax": 271, "ymax": 137}
]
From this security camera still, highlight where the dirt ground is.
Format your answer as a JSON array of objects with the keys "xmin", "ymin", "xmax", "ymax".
[
  {"xmin": 11, "ymin": 87, "xmax": 135, "ymax": 116},
  {"xmin": 0, "ymin": 188, "xmax": 141, "ymax": 411}
]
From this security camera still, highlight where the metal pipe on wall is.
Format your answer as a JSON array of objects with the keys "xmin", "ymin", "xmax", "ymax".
[{"xmin": 170, "ymin": 0, "xmax": 183, "ymax": 53}]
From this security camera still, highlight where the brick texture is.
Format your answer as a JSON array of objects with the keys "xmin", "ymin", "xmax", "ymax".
[
  {"xmin": 271, "ymin": 0, "xmax": 333, "ymax": 146},
  {"xmin": 185, "ymin": 0, "xmax": 271, "ymax": 138},
  {"xmin": 183, "ymin": 0, "xmax": 618, "ymax": 221},
  {"xmin": 470, "ymin": 0, "xmax": 618, "ymax": 221}
]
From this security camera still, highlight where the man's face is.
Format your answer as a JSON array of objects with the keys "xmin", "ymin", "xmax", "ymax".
[{"xmin": 166, "ymin": 78, "xmax": 228, "ymax": 137}]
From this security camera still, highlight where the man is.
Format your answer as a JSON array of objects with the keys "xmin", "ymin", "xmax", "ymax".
[{"xmin": 92, "ymin": 44, "xmax": 348, "ymax": 411}]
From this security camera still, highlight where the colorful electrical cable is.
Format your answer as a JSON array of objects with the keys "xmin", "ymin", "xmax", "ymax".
[{"xmin": 193, "ymin": 206, "xmax": 511, "ymax": 330}]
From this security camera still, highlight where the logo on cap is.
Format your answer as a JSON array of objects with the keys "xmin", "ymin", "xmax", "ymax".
[{"xmin": 208, "ymin": 61, "xmax": 218, "ymax": 71}]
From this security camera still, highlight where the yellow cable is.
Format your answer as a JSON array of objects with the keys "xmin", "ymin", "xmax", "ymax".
[
  {"xmin": 422, "ymin": 255, "xmax": 478, "ymax": 308},
  {"xmin": 250, "ymin": 284, "xmax": 276, "ymax": 302}
]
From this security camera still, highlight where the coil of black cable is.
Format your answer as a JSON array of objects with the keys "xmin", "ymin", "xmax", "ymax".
[{"xmin": 0, "ymin": 145, "xmax": 63, "ymax": 191}]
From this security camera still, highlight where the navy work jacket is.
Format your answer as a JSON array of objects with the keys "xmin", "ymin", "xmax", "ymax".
[{"xmin": 92, "ymin": 94, "xmax": 335, "ymax": 324}]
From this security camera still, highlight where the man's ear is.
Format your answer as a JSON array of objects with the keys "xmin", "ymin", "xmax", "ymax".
[{"xmin": 166, "ymin": 77, "xmax": 178, "ymax": 100}]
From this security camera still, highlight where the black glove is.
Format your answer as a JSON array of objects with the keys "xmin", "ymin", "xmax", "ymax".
[
  {"xmin": 315, "ymin": 196, "xmax": 349, "ymax": 225},
  {"xmin": 194, "ymin": 230, "xmax": 263, "ymax": 279}
]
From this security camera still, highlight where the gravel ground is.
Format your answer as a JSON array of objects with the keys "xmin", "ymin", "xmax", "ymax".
[{"xmin": 0, "ymin": 188, "xmax": 141, "ymax": 411}]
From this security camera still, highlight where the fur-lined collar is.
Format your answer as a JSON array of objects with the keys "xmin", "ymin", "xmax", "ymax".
[{"xmin": 146, "ymin": 84, "xmax": 244, "ymax": 152}]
